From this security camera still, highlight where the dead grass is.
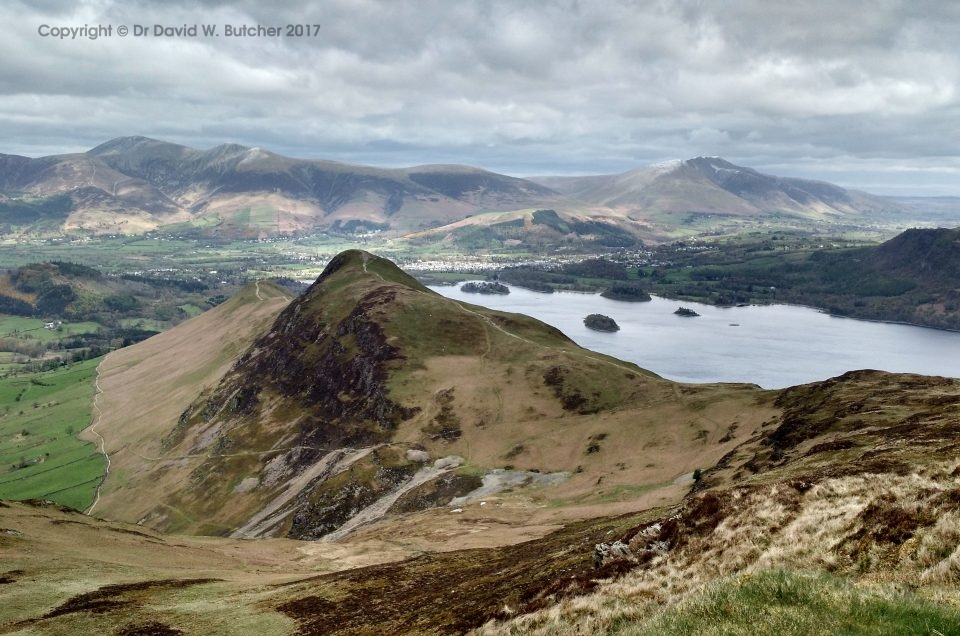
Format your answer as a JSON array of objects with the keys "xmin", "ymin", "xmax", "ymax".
[
  {"xmin": 86, "ymin": 281, "xmax": 291, "ymax": 526},
  {"xmin": 475, "ymin": 460, "xmax": 960, "ymax": 635},
  {"xmin": 0, "ymin": 499, "xmax": 415, "ymax": 634}
]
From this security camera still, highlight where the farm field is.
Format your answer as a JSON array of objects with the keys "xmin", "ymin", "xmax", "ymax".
[{"xmin": 0, "ymin": 357, "xmax": 103, "ymax": 510}]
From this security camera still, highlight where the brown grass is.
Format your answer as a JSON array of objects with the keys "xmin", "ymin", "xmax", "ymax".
[
  {"xmin": 475, "ymin": 465, "xmax": 960, "ymax": 635},
  {"xmin": 83, "ymin": 281, "xmax": 292, "ymax": 526}
]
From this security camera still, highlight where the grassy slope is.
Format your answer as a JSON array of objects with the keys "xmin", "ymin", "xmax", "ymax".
[
  {"xmin": 4, "ymin": 380, "xmax": 960, "ymax": 636},
  {"xmin": 0, "ymin": 499, "xmax": 416, "ymax": 635},
  {"xmin": 479, "ymin": 462, "xmax": 960, "ymax": 635},
  {"xmin": 88, "ymin": 280, "xmax": 293, "ymax": 525},
  {"xmin": 626, "ymin": 569, "xmax": 960, "ymax": 636},
  {"xmin": 0, "ymin": 358, "xmax": 102, "ymax": 510},
  {"xmin": 477, "ymin": 371, "xmax": 960, "ymax": 635},
  {"xmin": 365, "ymin": 251, "xmax": 774, "ymax": 524}
]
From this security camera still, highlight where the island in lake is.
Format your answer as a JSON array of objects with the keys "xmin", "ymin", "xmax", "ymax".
[
  {"xmin": 674, "ymin": 307, "xmax": 700, "ymax": 317},
  {"xmin": 601, "ymin": 283, "xmax": 652, "ymax": 302},
  {"xmin": 461, "ymin": 281, "xmax": 509, "ymax": 294},
  {"xmin": 584, "ymin": 313, "xmax": 620, "ymax": 332}
]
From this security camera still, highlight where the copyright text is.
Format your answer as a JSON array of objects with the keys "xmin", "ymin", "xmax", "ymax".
[{"xmin": 37, "ymin": 23, "xmax": 321, "ymax": 39}]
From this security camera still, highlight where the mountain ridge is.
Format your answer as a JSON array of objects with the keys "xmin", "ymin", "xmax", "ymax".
[
  {"xmin": 530, "ymin": 156, "xmax": 896, "ymax": 220},
  {"xmin": 4, "ymin": 251, "xmax": 960, "ymax": 633},
  {"xmin": 1, "ymin": 138, "xmax": 915, "ymax": 239},
  {"xmin": 1, "ymin": 136, "xmax": 562, "ymax": 237}
]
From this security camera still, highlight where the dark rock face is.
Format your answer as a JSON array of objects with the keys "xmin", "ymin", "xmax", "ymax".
[
  {"xmin": 178, "ymin": 261, "xmax": 420, "ymax": 452},
  {"xmin": 422, "ymin": 388, "xmax": 462, "ymax": 441},
  {"xmin": 543, "ymin": 366, "xmax": 590, "ymax": 412},
  {"xmin": 389, "ymin": 473, "xmax": 484, "ymax": 514},
  {"xmin": 288, "ymin": 458, "xmax": 415, "ymax": 540}
]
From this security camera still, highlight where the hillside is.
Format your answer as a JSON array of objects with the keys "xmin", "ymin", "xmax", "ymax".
[
  {"xmin": 77, "ymin": 279, "xmax": 291, "ymax": 518},
  {"xmin": 89, "ymin": 249, "xmax": 776, "ymax": 543},
  {"xmin": 643, "ymin": 227, "xmax": 960, "ymax": 330},
  {"xmin": 480, "ymin": 369, "xmax": 960, "ymax": 634},
  {"xmin": 4, "ymin": 368, "xmax": 959, "ymax": 633},
  {"xmin": 2, "ymin": 251, "xmax": 959, "ymax": 633},
  {"xmin": 532, "ymin": 157, "xmax": 899, "ymax": 224},
  {"xmin": 0, "ymin": 260, "xmax": 244, "ymax": 373},
  {"xmin": 1, "ymin": 140, "xmax": 924, "ymax": 241},
  {"xmin": 406, "ymin": 158, "xmax": 917, "ymax": 250},
  {"xmin": 4, "ymin": 250, "xmax": 959, "ymax": 634},
  {"xmin": 0, "ymin": 149, "xmax": 187, "ymax": 234},
  {"xmin": 401, "ymin": 207, "xmax": 655, "ymax": 250},
  {"xmin": 0, "ymin": 137, "xmax": 561, "ymax": 238}
]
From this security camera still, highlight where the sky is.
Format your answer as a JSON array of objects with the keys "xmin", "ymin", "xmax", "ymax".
[{"xmin": 2, "ymin": 0, "xmax": 959, "ymax": 195}]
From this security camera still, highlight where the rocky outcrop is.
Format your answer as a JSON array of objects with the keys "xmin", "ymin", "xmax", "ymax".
[
  {"xmin": 593, "ymin": 540, "xmax": 634, "ymax": 568},
  {"xmin": 177, "ymin": 256, "xmax": 421, "ymax": 456},
  {"xmin": 288, "ymin": 453, "xmax": 416, "ymax": 540}
]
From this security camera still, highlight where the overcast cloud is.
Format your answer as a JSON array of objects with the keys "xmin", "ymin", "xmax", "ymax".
[{"xmin": 2, "ymin": 0, "xmax": 958, "ymax": 194}]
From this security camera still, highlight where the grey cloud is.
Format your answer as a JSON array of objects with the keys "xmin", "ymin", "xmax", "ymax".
[{"xmin": 0, "ymin": 0, "xmax": 958, "ymax": 195}]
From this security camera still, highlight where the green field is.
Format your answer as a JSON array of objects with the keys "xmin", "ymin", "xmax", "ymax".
[
  {"xmin": 0, "ymin": 315, "xmax": 102, "ymax": 342},
  {"xmin": 0, "ymin": 357, "xmax": 104, "ymax": 510}
]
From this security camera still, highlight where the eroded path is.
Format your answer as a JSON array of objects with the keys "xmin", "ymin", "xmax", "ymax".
[{"xmin": 84, "ymin": 360, "xmax": 109, "ymax": 515}]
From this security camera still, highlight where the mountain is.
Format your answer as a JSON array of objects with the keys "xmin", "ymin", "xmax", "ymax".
[
  {"xmin": 404, "ymin": 157, "xmax": 916, "ymax": 248},
  {"xmin": 0, "ymin": 149, "xmax": 187, "ymax": 234},
  {"xmin": 89, "ymin": 249, "xmax": 775, "ymax": 540},
  {"xmin": 865, "ymin": 226, "xmax": 960, "ymax": 281},
  {"xmin": 532, "ymin": 157, "xmax": 899, "ymax": 222},
  {"xmin": 0, "ymin": 137, "xmax": 561, "ymax": 237},
  {"xmin": 806, "ymin": 227, "xmax": 960, "ymax": 329},
  {"xmin": 1, "ymin": 140, "xmax": 919, "ymax": 241}
]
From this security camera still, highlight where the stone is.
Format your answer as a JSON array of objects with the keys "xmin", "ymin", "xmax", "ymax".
[
  {"xmin": 593, "ymin": 540, "xmax": 635, "ymax": 568},
  {"xmin": 405, "ymin": 449, "xmax": 431, "ymax": 463},
  {"xmin": 434, "ymin": 455, "xmax": 464, "ymax": 470}
]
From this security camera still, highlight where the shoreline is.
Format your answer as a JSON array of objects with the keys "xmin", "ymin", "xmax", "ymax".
[{"xmin": 510, "ymin": 281, "xmax": 960, "ymax": 335}]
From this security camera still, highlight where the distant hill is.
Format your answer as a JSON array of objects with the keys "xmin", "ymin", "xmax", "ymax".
[
  {"xmin": 0, "ymin": 260, "xmax": 229, "ymax": 321},
  {"xmin": 401, "ymin": 207, "xmax": 656, "ymax": 250},
  {"xmin": 0, "ymin": 140, "xmax": 929, "ymax": 240},
  {"xmin": 645, "ymin": 226, "xmax": 960, "ymax": 330},
  {"xmin": 411, "ymin": 157, "xmax": 924, "ymax": 247},
  {"xmin": 0, "ymin": 137, "xmax": 561, "ymax": 238},
  {"xmin": 531, "ymin": 157, "xmax": 900, "ymax": 222},
  {"xmin": 865, "ymin": 226, "xmax": 960, "ymax": 282},
  {"xmin": 811, "ymin": 226, "xmax": 960, "ymax": 328},
  {"xmin": 0, "ymin": 260, "xmax": 252, "ymax": 371}
]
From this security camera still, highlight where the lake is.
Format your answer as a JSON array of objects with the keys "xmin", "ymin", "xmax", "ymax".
[{"xmin": 430, "ymin": 284, "xmax": 960, "ymax": 389}]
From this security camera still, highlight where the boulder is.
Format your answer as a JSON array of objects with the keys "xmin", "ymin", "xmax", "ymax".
[
  {"xmin": 593, "ymin": 540, "xmax": 634, "ymax": 568},
  {"xmin": 434, "ymin": 455, "xmax": 464, "ymax": 470},
  {"xmin": 405, "ymin": 449, "xmax": 431, "ymax": 463}
]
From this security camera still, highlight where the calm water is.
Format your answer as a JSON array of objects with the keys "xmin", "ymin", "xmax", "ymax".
[{"xmin": 430, "ymin": 283, "xmax": 960, "ymax": 389}]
